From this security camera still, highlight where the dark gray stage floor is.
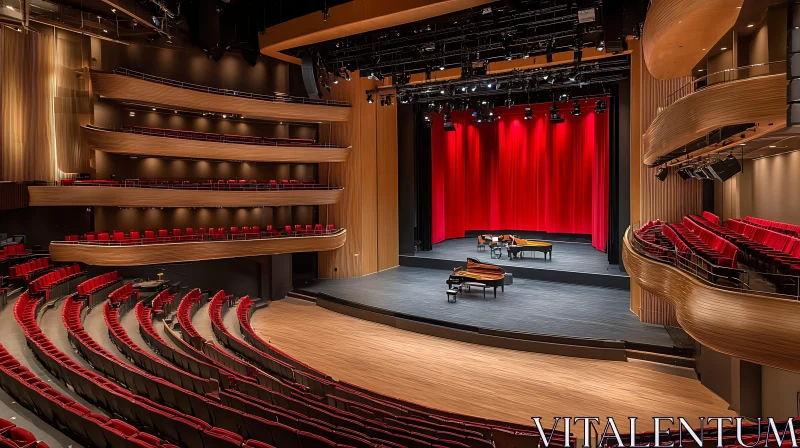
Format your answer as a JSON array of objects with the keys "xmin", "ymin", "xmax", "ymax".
[
  {"xmin": 412, "ymin": 237, "xmax": 627, "ymax": 277},
  {"xmin": 303, "ymin": 266, "xmax": 675, "ymax": 348}
]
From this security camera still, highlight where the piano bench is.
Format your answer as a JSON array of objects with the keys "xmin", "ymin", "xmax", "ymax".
[{"xmin": 446, "ymin": 288, "xmax": 459, "ymax": 303}]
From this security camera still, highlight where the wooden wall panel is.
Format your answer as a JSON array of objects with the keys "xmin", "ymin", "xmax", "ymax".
[
  {"xmin": 643, "ymin": 75, "xmax": 787, "ymax": 165},
  {"xmin": 623, "ymin": 231, "xmax": 800, "ymax": 373},
  {"xmin": 377, "ymin": 100, "xmax": 399, "ymax": 271},
  {"xmin": 49, "ymin": 230, "xmax": 346, "ymax": 266},
  {"xmin": 27, "ymin": 185, "xmax": 344, "ymax": 208},
  {"xmin": 318, "ymin": 70, "xmax": 399, "ymax": 278},
  {"xmin": 54, "ymin": 30, "xmax": 92, "ymax": 174},
  {"xmin": 629, "ymin": 39, "xmax": 704, "ymax": 326},
  {"xmin": 90, "ymin": 71, "xmax": 351, "ymax": 123},
  {"xmin": 643, "ymin": 0, "xmax": 743, "ymax": 80},
  {"xmin": 0, "ymin": 26, "xmax": 60, "ymax": 182},
  {"xmin": 83, "ymin": 126, "xmax": 351, "ymax": 163}
]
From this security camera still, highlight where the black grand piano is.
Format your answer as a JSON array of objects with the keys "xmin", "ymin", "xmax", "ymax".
[{"xmin": 447, "ymin": 258, "xmax": 506, "ymax": 297}]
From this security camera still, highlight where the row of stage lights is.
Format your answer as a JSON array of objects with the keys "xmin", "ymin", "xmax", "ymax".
[{"xmin": 426, "ymin": 98, "xmax": 607, "ymax": 128}]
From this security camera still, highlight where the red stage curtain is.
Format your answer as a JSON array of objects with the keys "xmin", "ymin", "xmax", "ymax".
[{"xmin": 431, "ymin": 99, "xmax": 609, "ymax": 252}]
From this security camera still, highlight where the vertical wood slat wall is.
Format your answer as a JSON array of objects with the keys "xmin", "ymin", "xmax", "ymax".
[
  {"xmin": 630, "ymin": 39, "xmax": 703, "ymax": 327},
  {"xmin": 318, "ymin": 71, "xmax": 399, "ymax": 278},
  {"xmin": 0, "ymin": 26, "xmax": 61, "ymax": 182}
]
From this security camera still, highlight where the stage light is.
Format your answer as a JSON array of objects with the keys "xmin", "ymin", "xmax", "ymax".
[
  {"xmin": 572, "ymin": 100, "xmax": 581, "ymax": 116},
  {"xmin": 524, "ymin": 107, "xmax": 532, "ymax": 120},
  {"xmin": 487, "ymin": 83, "xmax": 493, "ymax": 88},
  {"xmin": 367, "ymin": 94, "xmax": 374, "ymax": 104},
  {"xmin": 504, "ymin": 96, "xmax": 514, "ymax": 108},
  {"xmin": 559, "ymin": 93, "xmax": 569, "ymax": 102},
  {"xmin": 461, "ymin": 87, "xmax": 467, "ymax": 92},
  {"xmin": 655, "ymin": 167, "xmax": 669, "ymax": 181},
  {"xmin": 595, "ymin": 100, "xmax": 607, "ymax": 113},
  {"xmin": 549, "ymin": 103, "xmax": 564, "ymax": 124},
  {"xmin": 385, "ymin": 95, "xmax": 393, "ymax": 106},
  {"xmin": 344, "ymin": 70, "xmax": 351, "ymax": 81},
  {"xmin": 471, "ymin": 86, "xmax": 477, "ymax": 92},
  {"xmin": 488, "ymin": 111, "xmax": 493, "ymax": 116},
  {"xmin": 542, "ymin": 75, "xmax": 549, "ymax": 81},
  {"xmin": 596, "ymin": 41, "xmax": 605, "ymax": 52},
  {"xmin": 677, "ymin": 167, "xmax": 692, "ymax": 180},
  {"xmin": 380, "ymin": 97, "xmax": 386, "ymax": 106}
]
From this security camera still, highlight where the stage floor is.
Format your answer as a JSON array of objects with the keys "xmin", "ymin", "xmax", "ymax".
[
  {"xmin": 303, "ymin": 266, "xmax": 676, "ymax": 348},
  {"xmin": 412, "ymin": 237, "xmax": 627, "ymax": 277}
]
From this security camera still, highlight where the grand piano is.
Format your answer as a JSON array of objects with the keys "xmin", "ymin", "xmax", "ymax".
[
  {"xmin": 507, "ymin": 236, "xmax": 553, "ymax": 260},
  {"xmin": 447, "ymin": 258, "xmax": 506, "ymax": 297}
]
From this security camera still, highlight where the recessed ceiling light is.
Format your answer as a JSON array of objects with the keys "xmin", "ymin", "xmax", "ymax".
[
  {"xmin": 698, "ymin": 69, "xmax": 705, "ymax": 72},
  {"xmin": 111, "ymin": 8, "xmax": 116, "ymax": 12},
  {"xmin": 6, "ymin": 5, "xmax": 14, "ymax": 9},
  {"xmin": 769, "ymin": 145, "xmax": 776, "ymax": 148},
  {"xmin": 747, "ymin": 24, "xmax": 754, "ymax": 28},
  {"xmin": 152, "ymin": 108, "xmax": 156, "ymax": 111},
  {"xmin": 702, "ymin": 48, "xmax": 706, "ymax": 51},
  {"xmin": 102, "ymin": 29, "xmax": 108, "ymax": 33},
  {"xmin": 720, "ymin": 47, "xmax": 727, "ymax": 51}
]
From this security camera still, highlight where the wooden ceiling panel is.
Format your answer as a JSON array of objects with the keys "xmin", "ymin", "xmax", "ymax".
[{"xmin": 642, "ymin": 0, "xmax": 743, "ymax": 80}]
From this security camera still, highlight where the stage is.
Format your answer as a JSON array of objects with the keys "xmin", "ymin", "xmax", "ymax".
[
  {"xmin": 300, "ymin": 266, "xmax": 683, "ymax": 352},
  {"xmin": 401, "ymin": 236, "xmax": 629, "ymax": 290}
]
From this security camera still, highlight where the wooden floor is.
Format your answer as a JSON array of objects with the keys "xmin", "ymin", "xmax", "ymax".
[{"xmin": 252, "ymin": 298, "xmax": 734, "ymax": 431}]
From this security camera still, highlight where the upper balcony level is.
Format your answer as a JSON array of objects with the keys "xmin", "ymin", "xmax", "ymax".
[
  {"xmin": 643, "ymin": 62, "xmax": 787, "ymax": 167},
  {"xmin": 28, "ymin": 179, "xmax": 344, "ymax": 208},
  {"xmin": 90, "ymin": 69, "xmax": 352, "ymax": 123},
  {"xmin": 50, "ymin": 226, "xmax": 347, "ymax": 266},
  {"xmin": 82, "ymin": 125, "xmax": 351, "ymax": 163},
  {"xmin": 622, "ymin": 215, "xmax": 800, "ymax": 373}
]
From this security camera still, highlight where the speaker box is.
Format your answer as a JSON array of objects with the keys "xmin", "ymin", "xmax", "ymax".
[
  {"xmin": 301, "ymin": 54, "xmax": 321, "ymax": 99},
  {"xmin": 708, "ymin": 156, "xmax": 742, "ymax": 182}
]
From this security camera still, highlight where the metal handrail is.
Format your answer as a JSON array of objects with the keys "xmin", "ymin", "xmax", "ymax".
[
  {"xmin": 113, "ymin": 68, "xmax": 351, "ymax": 107},
  {"xmin": 54, "ymin": 229, "xmax": 344, "ymax": 246},
  {"xmin": 662, "ymin": 60, "xmax": 786, "ymax": 110},
  {"xmin": 51, "ymin": 181, "xmax": 343, "ymax": 191},
  {"xmin": 629, "ymin": 225, "xmax": 799, "ymax": 301}
]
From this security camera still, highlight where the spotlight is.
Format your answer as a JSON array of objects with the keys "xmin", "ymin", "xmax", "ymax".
[
  {"xmin": 572, "ymin": 100, "xmax": 581, "ymax": 116},
  {"xmin": 524, "ymin": 107, "xmax": 532, "ymax": 120},
  {"xmin": 655, "ymin": 167, "xmax": 668, "ymax": 182},
  {"xmin": 344, "ymin": 70, "xmax": 351, "ymax": 81},
  {"xmin": 596, "ymin": 41, "xmax": 605, "ymax": 52},
  {"xmin": 487, "ymin": 83, "xmax": 493, "ymax": 88},
  {"xmin": 440, "ymin": 90, "xmax": 445, "ymax": 94},
  {"xmin": 595, "ymin": 100, "xmax": 607, "ymax": 114},
  {"xmin": 504, "ymin": 96, "xmax": 514, "ymax": 108},
  {"xmin": 367, "ymin": 94, "xmax": 374, "ymax": 104},
  {"xmin": 549, "ymin": 103, "xmax": 564, "ymax": 124},
  {"xmin": 559, "ymin": 93, "xmax": 569, "ymax": 102},
  {"xmin": 471, "ymin": 86, "xmax": 477, "ymax": 92},
  {"xmin": 677, "ymin": 167, "xmax": 692, "ymax": 181},
  {"xmin": 385, "ymin": 95, "xmax": 393, "ymax": 106},
  {"xmin": 380, "ymin": 97, "xmax": 386, "ymax": 106}
]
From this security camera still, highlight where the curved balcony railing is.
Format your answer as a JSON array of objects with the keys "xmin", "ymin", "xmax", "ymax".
[
  {"xmin": 55, "ymin": 229, "xmax": 344, "ymax": 246},
  {"xmin": 51, "ymin": 180, "xmax": 341, "ymax": 191},
  {"xmin": 662, "ymin": 61, "xmax": 786, "ymax": 110},
  {"xmin": 113, "ymin": 68, "xmax": 350, "ymax": 107},
  {"xmin": 629, "ymin": 223, "xmax": 799, "ymax": 301}
]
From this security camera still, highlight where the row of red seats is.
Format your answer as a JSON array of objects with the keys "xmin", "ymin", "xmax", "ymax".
[
  {"xmin": 0, "ymin": 244, "xmax": 30, "ymax": 261},
  {"xmin": 71, "ymin": 294, "xmax": 409, "ymax": 448},
  {"xmin": 60, "ymin": 296, "xmax": 280, "ymax": 448},
  {"xmin": 726, "ymin": 219, "xmax": 800, "ymax": 275},
  {"xmin": 64, "ymin": 224, "xmax": 338, "ymax": 244},
  {"xmin": 104, "ymin": 297, "xmax": 218, "ymax": 396},
  {"xmin": 77, "ymin": 271, "xmax": 120, "ymax": 298},
  {"xmin": 9, "ymin": 258, "xmax": 51, "ymax": 282},
  {"xmin": 701, "ymin": 211, "xmax": 721, "ymax": 225},
  {"xmin": 681, "ymin": 217, "xmax": 740, "ymax": 268},
  {"xmin": 232, "ymin": 298, "xmax": 550, "ymax": 441},
  {"xmin": 107, "ymin": 282, "xmax": 139, "ymax": 304},
  {"xmin": 0, "ymin": 418, "xmax": 50, "ymax": 448},
  {"xmin": 743, "ymin": 216, "xmax": 800, "ymax": 238},
  {"xmin": 12, "ymin": 292, "xmax": 184, "ymax": 448},
  {"xmin": 60, "ymin": 179, "xmax": 322, "ymax": 189},
  {"xmin": 29, "ymin": 265, "xmax": 83, "ymax": 298},
  {"xmin": 121, "ymin": 125, "xmax": 317, "ymax": 147},
  {"xmin": 135, "ymin": 292, "xmax": 243, "ymax": 390}
]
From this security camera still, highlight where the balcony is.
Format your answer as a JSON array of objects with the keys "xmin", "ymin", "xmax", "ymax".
[
  {"xmin": 622, "ymin": 226, "xmax": 800, "ymax": 373},
  {"xmin": 82, "ymin": 125, "xmax": 351, "ymax": 163},
  {"xmin": 50, "ymin": 229, "xmax": 347, "ymax": 266},
  {"xmin": 643, "ymin": 63, "xmax": 786, "ymax": 166},
  {"xmin": 90, "ymin": 69, "xmax": 351, "ymax": 123},
  {"xmin": 28, "ymin": 180, "xmax": 344, "ymax": 208}
]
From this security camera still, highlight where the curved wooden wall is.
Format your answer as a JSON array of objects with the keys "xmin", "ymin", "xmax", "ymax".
[
  {"xmin": 28, "ymin": 185, "xmax": 344, "ymax": 208},
  {"xmin": 622, "ymin": 229, "xmax": 800, "ymax": 373},
  {"xmin": 49, "ymin": 230, "xmax": 347, "ymax": 266},
  {"xmin": 82, "ymin": 126, "xmax": 351, "ymax": 163},
  {"xmin": 643, "ymin": 74, "xmax": 786, "ymax": 166},
  {"xmin": 642, "ymin": 0, "xmax": 743, "ymax": 80},
  {"xmin": 90, "ymin": 71, "xmax": 351, "ymax": 123}
]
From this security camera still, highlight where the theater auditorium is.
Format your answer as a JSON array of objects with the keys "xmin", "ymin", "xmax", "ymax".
[{"xmin": 0, "ymin": 0, "xmax": 798, "ymax": 446}]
